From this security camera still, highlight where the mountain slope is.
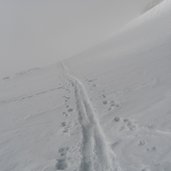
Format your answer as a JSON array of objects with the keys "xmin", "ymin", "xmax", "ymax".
[{"xmin": 0, "ymin": 0, "xmax": 171, "ymax": 170}]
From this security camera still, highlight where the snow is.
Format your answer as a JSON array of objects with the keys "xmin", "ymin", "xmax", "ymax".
[
  {"xmin": 0, "ymin": 0, "xmax": 171, "ymax": 171},
  {"xmin": 0, "ymin": 0, "xmax": 165, "ymax": 78}
]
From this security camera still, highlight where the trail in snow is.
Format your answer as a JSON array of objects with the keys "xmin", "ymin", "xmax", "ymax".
[
  {"xmin": 0, "ymin": 86, "xmax": 64, "ymax": 105},
  {"xmin": 61, "ymin": 63, "xmax": 120, "ymax": 171}
]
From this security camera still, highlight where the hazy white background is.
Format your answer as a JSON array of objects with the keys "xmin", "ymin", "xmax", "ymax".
[{"xmin": 0, "ymin": 0, "xmax": 149, "ymax": 77}]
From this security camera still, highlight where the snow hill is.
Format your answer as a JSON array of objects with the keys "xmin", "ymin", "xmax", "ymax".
[{"xmin": 0, "ymin": 0, "xmax": 171, "ymax": 171}]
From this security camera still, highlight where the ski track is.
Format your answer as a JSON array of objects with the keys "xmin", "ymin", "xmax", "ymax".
[
  {"xmin": 0, "ymin": 86, "xmax": 65, "ymax": 105},
  {"xmin": 65, "ymin": 70, "xmax": 120, "ymax": 171}
]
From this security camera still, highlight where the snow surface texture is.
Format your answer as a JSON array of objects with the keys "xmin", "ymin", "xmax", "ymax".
[{"xmin": 0, "ymin": 0, "xmax": 171, "ymax": 171}]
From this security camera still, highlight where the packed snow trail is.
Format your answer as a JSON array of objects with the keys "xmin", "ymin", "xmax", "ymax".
[{"xmin": 60, "ymin": 63, "xmax": 121, "ymax": 171}]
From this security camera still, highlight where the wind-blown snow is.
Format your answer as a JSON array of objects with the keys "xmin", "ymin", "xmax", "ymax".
[{"xmin": 0, "ymin": 0, "xmax": 171, "ymax": 171}]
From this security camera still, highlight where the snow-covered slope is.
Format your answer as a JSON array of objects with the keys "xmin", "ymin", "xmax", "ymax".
[
  {"xmin": 0, "ymin": 0, "xmax": 164, "ymax": 78},
  {"xmin": 0, "ymin": 0, "xmax": 171, "ymax": 171}
]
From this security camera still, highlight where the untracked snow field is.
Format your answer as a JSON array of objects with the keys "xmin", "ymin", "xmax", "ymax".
[{"xmin": 0, "ymin": 0, "xmax": 171, "ymax": 171}]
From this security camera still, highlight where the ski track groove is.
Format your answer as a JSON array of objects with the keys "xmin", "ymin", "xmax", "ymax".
[{"xmin": 64, "ymin": 69, "xmax": 120, "ymax": 171}]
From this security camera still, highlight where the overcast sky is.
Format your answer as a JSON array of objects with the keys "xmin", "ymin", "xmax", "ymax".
[{"xmin": 0, "ymin": 0, "xmax": 149, "ymax": 77}]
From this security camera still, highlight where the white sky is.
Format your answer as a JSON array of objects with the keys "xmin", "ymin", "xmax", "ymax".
[{"xmin": 0, "ymin": 0, "xmax": 149, "ymax": 77}]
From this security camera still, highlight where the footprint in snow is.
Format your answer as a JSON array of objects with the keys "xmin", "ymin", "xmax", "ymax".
[
  {"xmin": 60, "ymin": 121, "xmax": 68, "ymax": 133},
  {"xmin": 56, "ymin": 147, "xmax": 69, "ymax": 170},
  {"xmin": 102, "ymin": 98, "xmax": 120, "ymax": 111},
  {"xmin": 61, "ymin": 121, "xmax": 73, "ymax": 134},
  {"xmin": 103, "ymin": 100, "xmax": 108, "ymax": 105},
  {"xmin": 138, "ymin": 140, "xmax": 146, "ymax": 146},
  {"xmin": 114, "ymin": 116, "xmax": 120, "ymax": 122},
  {"xmin": 56, "ymin": 159, "xmax": 68, "ymax": 170},
  {"xmin": 66, "ymin": 104, "xmax": 69, "ymax": 108},
  {"xmin": 146, "ymin": 146, "xmax": 157, "ymax": 152},
  {"xmin": 114, "ymin": 118, "xmax": 137, "ymax": 132},
  {"xmin": 62, "ymin": 112, "xmax": 68, "ymax": 117},
  {"xmin": 58, "ymin": 147, "xmax": 69, "ymax": 157},
  {"xmin": 61, "ymin": 122, "xmax": 66, "ymax": 127},
  {"xmin": 102, "ymin": 94, "xmax": 106, "ymax": 98},
  {"xmin": 108, "ymin": 100, "xmax": 120, "ymax": 111},
  {"xmin": 67, "ymin": 108, "xmax": 73, "ymax": 112}
]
